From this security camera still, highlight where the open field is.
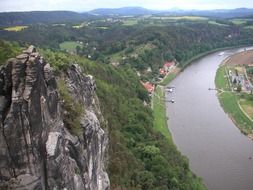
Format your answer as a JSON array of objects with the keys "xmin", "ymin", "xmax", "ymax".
[
  {"xmin": 72, "ymin": 22, "xmax": 87, "ymax": 29},
  {"xmin": 225, "ymin": 49, "xmax": 253, "ymax": 65},
  {"xmin": 59, "ymin": 41, "xmax": 82, "ymax": 52},
  {"xmin": 3, "ymin": 26, "xmax": 28, "ymax": 31},
  {"xmin": 240, "ymin": 99, "xmax": 253, "ymax": 119},
  {"xmin": 122, "ymin": 19, "xmax": 138, "ymax": 26},
  {"xmin": 208, "ymin": 21, "xmax": 228, "ymax": 27},
  {"xmin": 96, "ymin": 26, "xmax": 109, "ymax": 29},
  {"xmin": 231, "ymin": 19, "xmax": 248, "ymax": 25},
  {"xmin": 244, "ymin": 25, "xmax": 253, "ymax": 30},
  {"xmin": 151, "ymin": 16, "xmax": 208, "ymax": 21}
]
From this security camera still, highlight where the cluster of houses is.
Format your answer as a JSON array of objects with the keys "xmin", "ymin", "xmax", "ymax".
[
  {"xmin": 141, "ymin": 61, "xmax": 175, "ymax": 95},
  {"xmin": 159, "ymin": 61, "xmax": 175, "ymax": 76},
  {"xmin": 228, "ymin": 67, "xmax": 253, "ymax": 92}
]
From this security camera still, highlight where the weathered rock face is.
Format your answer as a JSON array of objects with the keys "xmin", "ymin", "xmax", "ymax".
[{"xmin": 0, "ymin": 46, "xmax": 109, "ymax": 190}]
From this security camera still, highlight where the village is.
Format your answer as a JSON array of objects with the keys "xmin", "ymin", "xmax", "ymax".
[
  {"xmin": 227, "ymin": 65, "xmax": 253, "ymax": 92},
  {"xmin": 224, "ymin": 50, "xmax": 253, "ymax": 93},
  {"xmin": 141, "ymin": 61, "xmax": 176, "ymax": 96}
]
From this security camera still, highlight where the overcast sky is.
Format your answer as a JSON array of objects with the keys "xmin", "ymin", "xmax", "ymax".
[{"xmin": 0, "ymin": 0, "xmax": 252, "ymax": 12}]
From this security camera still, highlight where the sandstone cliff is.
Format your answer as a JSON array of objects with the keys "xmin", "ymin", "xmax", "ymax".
[{"xmin": 0, "ymin": 46, "xmax": 109, "ymax": 190}]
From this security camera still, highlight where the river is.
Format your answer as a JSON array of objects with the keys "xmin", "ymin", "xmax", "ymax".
[{"xmin": 166, "ymin": 48, "xmax": 253, "ymax": 190}]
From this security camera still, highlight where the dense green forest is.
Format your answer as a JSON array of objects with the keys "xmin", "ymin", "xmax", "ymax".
[
  {"xmin": 1, "ymin": 17, "xmax": 253, "ymax": 80},
  {"xmin": 0, "ymin": 11, "xmax": 93, "ymax": 27}
]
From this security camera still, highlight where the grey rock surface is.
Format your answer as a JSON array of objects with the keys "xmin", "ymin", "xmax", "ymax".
[{"xmin": 0, "ymin": 46, "xmax": 109, "ymax": 190}]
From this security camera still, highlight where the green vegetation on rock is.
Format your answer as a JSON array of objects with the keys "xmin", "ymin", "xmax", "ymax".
[
  {"xmin": 58, "ymin": 79, "xmax": 83, "ymax": 135},
  {"xmin": 0, "ymin": 40, "xmax": 21, "ymax": 63}
]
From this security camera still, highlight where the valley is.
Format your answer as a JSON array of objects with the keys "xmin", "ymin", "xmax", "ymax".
[{"xmin": 1, "ymin": 6, "xmax": 253, "ymax": 190}]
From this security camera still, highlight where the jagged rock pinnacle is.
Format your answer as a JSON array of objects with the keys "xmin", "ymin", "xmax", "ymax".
[{"xmin": 0, "ymin": 46, "xmax": 109, "ymax": 190}]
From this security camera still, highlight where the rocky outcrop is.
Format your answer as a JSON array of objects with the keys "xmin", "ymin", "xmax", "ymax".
[{"xmin": 0, "ymin": 46, "xmax": 109, "ymax": 190}]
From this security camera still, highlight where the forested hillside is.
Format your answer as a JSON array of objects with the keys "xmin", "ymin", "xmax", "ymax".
[
  {"xmin": 0, "ymin": 40, "xmax": 205, "ymax": 189},
  {"xmin": 0, "ymin": 11, "xmax": 92, "ymax": 27},
  {"xmin": 1, "ymin": 18, "xmax": 253, "ymax": 79}
]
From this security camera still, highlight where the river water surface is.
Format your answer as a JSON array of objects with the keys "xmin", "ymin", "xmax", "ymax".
[{"xmin": 166, "ymin": 48, "xmax": 253, "ymax": 190}]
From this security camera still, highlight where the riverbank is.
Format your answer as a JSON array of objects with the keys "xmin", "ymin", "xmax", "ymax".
[
  {"xmin": 215, "ymin": 64, "xmax": 253, "ymax": 138},
  {"xmin": 153, "ymin": 86, "xmax": 172, "ymax": 140},
  {"xmin": 181, "ymin": 45, "xmax": 250, "ymax": 70},
  {"xmin": 159, "ymin": 45, "xmax": 245, "ymax": 86},
  {"xmin": 152, "ymin": 46, "xmax": 253, "ymax": 190},
  {"xmin": 153, "ymin": 84, "xmax": 206, "ymax": 190}
]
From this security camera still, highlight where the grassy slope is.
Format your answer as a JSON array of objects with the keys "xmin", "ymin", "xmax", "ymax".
[{"xmin": 215, "ymin": 65, "xmax": 253, "ymax": 135}]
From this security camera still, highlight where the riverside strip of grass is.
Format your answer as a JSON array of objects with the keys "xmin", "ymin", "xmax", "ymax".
[
  {"xmin": 159, "ymin": 72, "xmax": 177, "ymax": 86},
  {"xmin": 215, "ymin": 65, "xmax": 253, "ymax": 135},
  {"xmin": 153, "ymin": 85, "xmax": 172, "ymax": 142},
  {"xmin": 153, "ymin": 81, "xmax": 206, "ymax": 190}
]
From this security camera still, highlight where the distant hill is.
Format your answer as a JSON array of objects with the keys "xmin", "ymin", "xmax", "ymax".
[
  {"xmin": 1, "ymin": 7, "xmax": 253, "ymax": 27},
  {"xmin": 0, "ymin": 11, "xmax": 92, "ymax": 27},
  {"xmin": 183, "ymin": 8, "xmax": 253, "ymax": 18},
  {"xmin": 89, "ymin": 7, "xmax": 253, "ymax": 18},
  {"xmin": 89, "ymin": 7, "xmax": 160, "ymax": 15}
]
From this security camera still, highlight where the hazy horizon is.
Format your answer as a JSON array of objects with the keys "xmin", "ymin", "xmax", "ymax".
[{"xmin": 0, "ymin": 0, "xmax": 253, "ymax": 12}]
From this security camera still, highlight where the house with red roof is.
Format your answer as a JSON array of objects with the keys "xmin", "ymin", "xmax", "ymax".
[
  {"xmin": 159, "ymin": 61, "xmax": 175, "ymax": 76},
  {"xmin": 163, "ymin": 61, "xmax": 175, "ymax": 72},
  {"xmin": 159, "ymin": 68, "xmax": 167, "ymax": 75},
  {"xmin": 141, "ymin": 81, "xmax": 155, "ymax": 95}
]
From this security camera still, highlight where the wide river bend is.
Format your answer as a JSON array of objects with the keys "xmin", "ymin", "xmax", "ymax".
[{"xmin": 166, "ymin": 48, "xmax": 253, "ymax": 190}]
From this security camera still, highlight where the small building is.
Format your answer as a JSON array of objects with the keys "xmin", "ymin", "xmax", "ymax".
[
  {"xmin": 163, "ymin": 61, "xmax": 175, "ymax": 72},
  {"xmin": 147, "ymin": 67, "xmax": 152, "ymax": 72},
  {"xmin": 159, "ymin": 68, "xmax": 167, "ymax": 75},
  {"xmin": 159, "ymin": 61, "xmax": 175, "ymax": 76},
  {"xmin": 141, "ymin": 81, "xmax": 155, "ymax": 95}
]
